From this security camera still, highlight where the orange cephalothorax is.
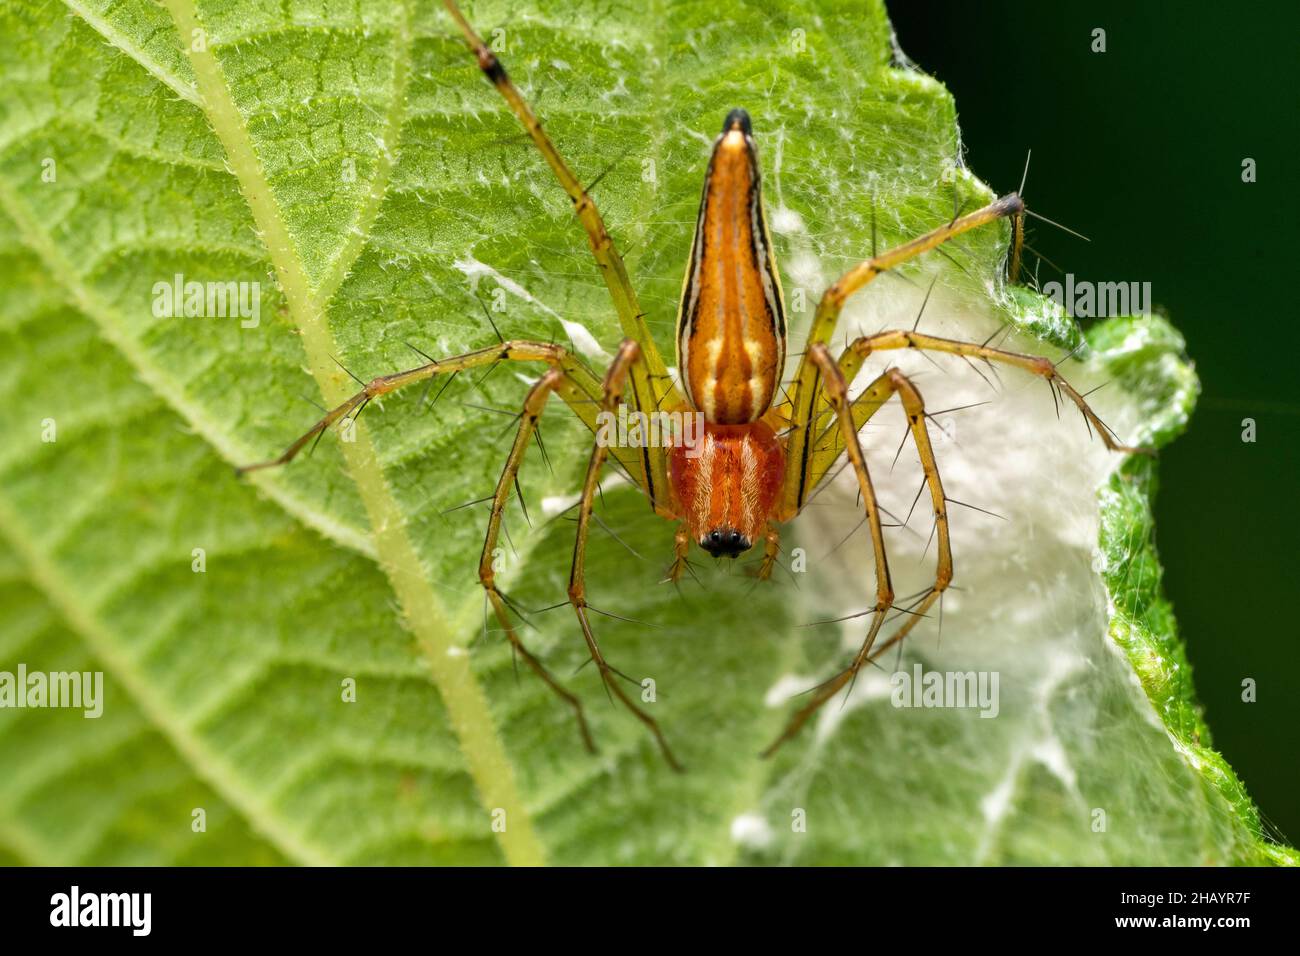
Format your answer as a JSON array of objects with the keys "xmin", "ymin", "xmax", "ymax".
[
  {"xmin": 668, "ymin": 420, "xmax": 785, "ymax": 556},
  {"xmin": 676, "ymin": 108, "xmax": 786, "ymax": 425}
]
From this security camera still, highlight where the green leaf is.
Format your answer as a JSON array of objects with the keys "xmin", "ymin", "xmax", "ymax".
[{"xmin": 0, "ymin": 0, "xmax": 1289, "ymax": 865}]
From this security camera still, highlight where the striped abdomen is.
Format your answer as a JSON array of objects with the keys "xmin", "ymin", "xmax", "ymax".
[{"xmin": 676, "ymin": 109, "xmax": 786, "ymax": 425}]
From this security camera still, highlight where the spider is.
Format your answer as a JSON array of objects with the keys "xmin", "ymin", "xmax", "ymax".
[{"xmin": 242, "ymin": 0, "xmax": 1142, "ymax": 770}]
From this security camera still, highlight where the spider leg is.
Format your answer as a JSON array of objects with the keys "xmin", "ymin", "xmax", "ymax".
[
  {"xmin": 800, "ymin": 326, "xmax": 1147, "ymax": 493},
  {"xmin": 752, "ymin": 524, "xmax": 782, "ymax": 582},
  {"xmin": 768, "ymin": 327, "xmax": 1141, "ymax": 753},
  {"xmin": 842, "ymin": 330, "xmax": 1148, "ymax": 454},
  {"xmin": 763, "ymin": 345, "xmax": 894, "ymax": 758},
  {"xmin": 443, "ymin": 0, "xmax": 680, "ymax": 512},
  {"xmin": 568, "ymin": 339, "xmax": 683, "ymax": 771},
  {"xmin": 664, "ymin": 523, "xmax": 691, "ymax": 584},
  {"xmin": 237, "ymin": 340, "xmax": 643, "ymax": 485},
  {"xmin": 479, "ymin": 369, "xmax": 595, "ymax": 753},
  {"xmin": 869, "ymin": 368, "xmax": 953, "ymax": 637},
  {"xmin": 804, "ymin": 366, "xmax": 897, "ymax": 489},
  {"xmin": 830, "ymin": 369, "xmax": 958, "ymax": 678},
  {"xmin": 778, "ymin": 194, "xmax": 1024, "ymax": 517}
]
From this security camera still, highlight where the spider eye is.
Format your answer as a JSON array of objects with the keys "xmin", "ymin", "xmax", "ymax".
[{"xmin": 700, "ymin": 528, "xmax": 752, "ymax": 558}]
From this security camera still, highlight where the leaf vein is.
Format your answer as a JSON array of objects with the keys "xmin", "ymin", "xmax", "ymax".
[{"xmin": 161, "ymin": 0, "xmax": 548, "ymax": 866}]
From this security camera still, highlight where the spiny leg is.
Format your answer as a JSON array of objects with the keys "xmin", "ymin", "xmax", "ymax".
[
  {"xmin": 241, "ymin": 338, "xmax": 659, "ymax": 754},
  {"xmin": 237, "ymin": 339, "xmax": 643, "ymax": 486},
  {"xmin": 841, "ymin": 330, "xmax": 1146, "ymax": 452},
  {"xmin": 568, "ymin": 339, "xmax": 682, "ymax": 770},
  {"xmin": 809, "ymin": 370, "xmax": 955, "ymax": 700},
  {"xmin": 664, "ymin": 523, "xmax": 692, "ymax": 584},
  {"xmin": 442, "ymin": 0, "xmax": 680, "ymax": 510},
  {"xmin": 769, "ymin": 335, "xmax": 1136, "ymax": 753},
  {"xmin": 872, "ymin": 369, "xmax": 953, "ymax": 643},
  {"xmin": 779, "ymin": 194, "xmax": 1024, "ymax": 517},
  {"xmin": 814, "ymin": 332, "xmax": 1144, "ymax": 619},
  {"xmin": 478, "ymin": 369, "xmax": 594, "ymax": 753},
  {"xmin": 753, "ymin": 524, "xmax": 781, "ymax": 582},
  {"xmin": 763, "ymin": 345, "xmax": 895, "ymax": 758},
  {"xmin": 802, "ymin": 327, "xmax": 1147, "ymax": 491}
]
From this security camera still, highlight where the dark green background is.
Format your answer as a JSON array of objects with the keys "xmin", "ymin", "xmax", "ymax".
[{"xmin": 890, "ymin": 0, "xmax": 1298, "ymax": 844}]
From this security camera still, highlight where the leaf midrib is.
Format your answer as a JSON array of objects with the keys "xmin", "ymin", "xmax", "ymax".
[
  {"xmin": 0, "ymin": 179, "xmax": 375, "ymax": 559},
  {"xmin": 159, "ymin": 0, "xmax": 546, "ymax": 865}
]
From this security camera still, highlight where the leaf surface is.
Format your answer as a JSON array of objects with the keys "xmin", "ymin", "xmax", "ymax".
[{"xmin": 0, "ymin": 0, "xmax": 1287, "ymax": 865}]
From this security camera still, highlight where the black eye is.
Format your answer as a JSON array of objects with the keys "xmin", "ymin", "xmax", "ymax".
[{"xmin": 700, "ymin": 528, "xmax": 752, "ymax": 558}]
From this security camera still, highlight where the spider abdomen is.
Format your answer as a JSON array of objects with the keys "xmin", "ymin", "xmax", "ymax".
[{"xmin": 676, "ymin": 109, "xmax": 787, "ymax": 425}]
